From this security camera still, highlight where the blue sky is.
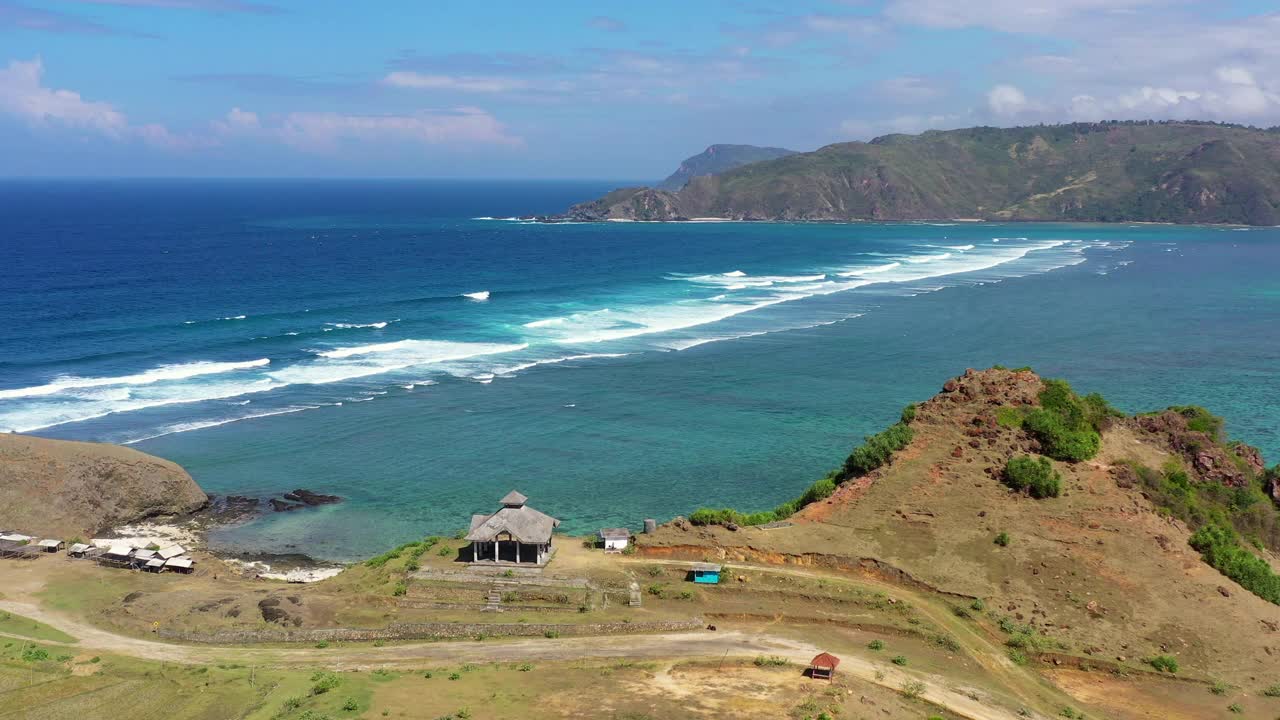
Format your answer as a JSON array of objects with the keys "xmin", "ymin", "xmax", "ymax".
[{"xmin": 2, "ymin": 0, "xmax": 1278, "ymax": 178}]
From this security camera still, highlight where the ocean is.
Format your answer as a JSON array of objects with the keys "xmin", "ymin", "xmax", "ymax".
[{"xmin": 2, "ymin": 179, "xmax": 1277, "ymax": 561}]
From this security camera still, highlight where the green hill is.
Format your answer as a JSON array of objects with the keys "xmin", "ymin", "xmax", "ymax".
[
  {"xmin": 569, "ymin": 121, "xmax": 1280, "ymax": 225},
  {"xmin": 656, "ymin": 143, "xmax": 798, "ymax": 191}
]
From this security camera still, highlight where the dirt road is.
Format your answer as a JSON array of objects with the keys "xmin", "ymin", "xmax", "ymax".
[{"xmin": 0, "ymin": 597, "xmax": 1024, "ymax": 720}]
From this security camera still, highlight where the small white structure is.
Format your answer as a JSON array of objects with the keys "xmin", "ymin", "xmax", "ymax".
[
  {"xmin": 144, "ymin": 558, "xmax": 166, "ymax": 572},
  {"xmin": 157, "ymin": 545, "xmax": 186, "ymax": 560},
  {"xmin": 133, "ymin": 548, "xmax": 157, "ymax": 561},
  {"xmin": 68, "ymin": 543, "xmax": 92, "ymax": 558},
  {"xmin": 165, "ymin": 557, "xmax": 194, "ymax": 573},
  {"xmin": 598, "ymin": 528, "xmax": 631, "ymax": 552},
  {"xmin": 36, "ymin": 539, "xmax": 64, "ymax": 553},
  {"xmin": 0, "ymin": 533, "xmax": 32, "ymax": 543}
]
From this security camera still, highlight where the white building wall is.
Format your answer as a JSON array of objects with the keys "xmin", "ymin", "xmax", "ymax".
[{"xmin": 603, "ymin": 536, "xmax": 629, "ymax": 551}]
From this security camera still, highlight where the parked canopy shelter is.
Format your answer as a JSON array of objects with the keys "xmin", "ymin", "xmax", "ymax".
[
  {"xmin": 466, "ymin": 490, "xmax": 560, "ymax": 566},
  {"xmin": 690, "ymin": 562, "xmax": 722, "ymax": 584},
  {"xmin": 809, "ymin": 652, "xmax": 840, "ymax": 680}
]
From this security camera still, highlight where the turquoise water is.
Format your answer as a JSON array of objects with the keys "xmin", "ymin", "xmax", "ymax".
[{"xmin": 2, "ymin": 180, "xmax": 1277, "ymax": 561}]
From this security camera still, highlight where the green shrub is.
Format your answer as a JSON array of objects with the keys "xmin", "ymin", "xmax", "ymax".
[
  {"xmin": 1227, "ymin": 703, "xmax": 1243, "ymax": 714},
  {"xmin": 314, "ymin": 640, "xmax": 329, "ymax": 649},
  {"xmin": 1003, "ymin": 456, "xmax": 1062, "ymax": 498},
  {"xmin": 1146, "ymin": 655, "xmax": 1179, "ymax": 673},
  {"xmin": 282, "ymin": 696, "xmax": 304, "ymax": 711},
  {"xmin": 21, "ymin": 646, "xmax": 49, "ymax": 662},
  {"xmin": 890, "ymin": 655, "xmax": 908, "ymax": 666},
  {"xmin": 844, "ymin": 422, "xmax": 914, "ymax": 476},
  {"xmin": 1263, "ymin": 683, "xmax": 1280, "ymax": 697},
  {"xmin": 1190, "ymin": 524, "xmax": 1280, "ymax": 605},
  {"xmin": 1209, "ymin": 680, "xmax": 1230, "ymax": 696},
  {"xmin": 900, "ymin": 680, "xmax": 925, "ymax": 699},
  {"xmin": 310, "ymin": 671, "xmax": 341, "ymax": 694},
  {"xmin": 1022, "ymin": 379, "xmax": 1109, "ymax": 462},
  {"xmin": 867, "ymin": 639, "xmax": 884, "ymax": 651},
  {"xmin": 899, "ymin": 404, "xmax": 917, "ymax": 424},
  {"xmin": 342, "ymin": 698, "xmax": 359, "ymax": 712},
  {"xmin": 1008, "ymin": 649, "xmax": 1028, "ymax": 665},
  {"xmin": 994, "ymin": 532, "xmax": 1010, "ymax": 547},
  {"xmin": 970, "ymin": 598, "xmax": 986, "ymax": 612},
  {"xmin": 752, "ymin": 656, "xmax": 790, "ymax": 667},
  {"xmin": 543, "ymin": 630, "xmax": 560, "ymax": 639}
]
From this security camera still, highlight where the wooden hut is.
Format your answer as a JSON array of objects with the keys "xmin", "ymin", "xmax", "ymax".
[
  {"xmin": 465, "ymin": 491, "xmax": 560, "ymax": 566},
  {"xmin": 808, "ymin": 652, "xmax": 840, "ymax": 681},
  {"xmin": 689, "ymin": 562, "xmax": 722, "ymax": 584},
  {"xmin": 68, "ymin": 543, "xmax": 93, "ymax": 558}
]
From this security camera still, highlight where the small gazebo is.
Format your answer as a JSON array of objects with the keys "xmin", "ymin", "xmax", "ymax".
[
  {"xmin": 808, "ymin": 652, "xmax": 840, "ymax": 681},
  {"xmin": 465, "ymin": 491, "xmax": 560, "ymax": 566}
]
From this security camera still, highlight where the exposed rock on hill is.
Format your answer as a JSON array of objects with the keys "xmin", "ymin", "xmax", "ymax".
[
  {"xmin": 568, "ymin": 121, "xmax": 1280, "ymax": 225},
  {"xmin": 0, "ymin": 433, "xmax": 208, "ymax": 537}
]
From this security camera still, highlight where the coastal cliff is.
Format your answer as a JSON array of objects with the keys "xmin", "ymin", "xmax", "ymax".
[
  {"xmin": 0, "ymin": 433, "xmax": 208, "ymax": 537},
  {"xmin": 567, "ymin": 121, "xmax": 1280, "ymax": 225}
]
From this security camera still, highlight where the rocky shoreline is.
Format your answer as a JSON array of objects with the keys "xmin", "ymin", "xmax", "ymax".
[{"xmin": 100, "ymin": 487, "xmax": 349, "ymax": 583}]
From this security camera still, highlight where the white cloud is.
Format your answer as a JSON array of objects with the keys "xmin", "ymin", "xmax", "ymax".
[
  {"xmin": 381, "ymin": 71, "xmax": 529, "ymax": 93},
  {"xmin": 885, "ymin": 0, "xmax": 1176, "ymax": 34},
  {"xmin": 876, "ymin": 75, "xmax": 943, "ymax": 104},
  {"xmin": 987, "ymin": 84, "xmax": 1030, "ymax": 116},
  {"xmin": 262, "ymin": 106, "xmax": 522, "ymax": 149},
  {"xmin": 0, "ymin": 57, "xmax": 127, "ymax": 134}
]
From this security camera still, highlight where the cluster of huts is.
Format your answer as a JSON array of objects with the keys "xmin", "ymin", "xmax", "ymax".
[{"xmin": 0, "ymin": 530, "xmax": 195, "ymax": 573}]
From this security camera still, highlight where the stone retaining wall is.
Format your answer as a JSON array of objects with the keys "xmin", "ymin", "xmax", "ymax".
[{"xmin": 157, "ymin": 618, "xmax": 704, "ymax": 644}]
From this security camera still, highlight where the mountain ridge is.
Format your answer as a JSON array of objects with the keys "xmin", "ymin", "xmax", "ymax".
[
  {"xmin": 656, "ymin": 143, "xmax": 798, "ymax": 191},
  {"xmin": 567, "ymin": 121, "xmax": 1280, "ymax": 225}
]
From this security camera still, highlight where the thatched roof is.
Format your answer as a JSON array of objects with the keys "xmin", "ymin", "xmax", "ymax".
[
  {"xmin": 500, "ymin": 490, "xmax": 528, "ymax": 507},
  {"xmin": 466, "ymin": 492, "xmax": 559, "ymax": 543}
]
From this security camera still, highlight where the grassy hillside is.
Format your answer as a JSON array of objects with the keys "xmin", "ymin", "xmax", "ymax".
[
  {"xmin": 643, "ymin": 368, "xmax": 1280, "ymax": 692},
  {"xmin": 570, "ymin": 121, "xmax": 1280, "ymax": 225}
]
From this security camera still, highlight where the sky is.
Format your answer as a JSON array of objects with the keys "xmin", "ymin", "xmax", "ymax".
[{"xmin": 2, "ymin": 0, "xmax": 1279, "ymax": 178}]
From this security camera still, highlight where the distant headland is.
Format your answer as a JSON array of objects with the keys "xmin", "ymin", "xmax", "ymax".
[{"xmin": 554, "ymin": 121, "xmax": 1280, "ymax": 226}]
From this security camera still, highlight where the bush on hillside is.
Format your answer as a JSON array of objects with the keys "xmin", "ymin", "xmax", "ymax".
[
  {"xmin": 843, "ymin": 422, "xmax": 914, "ymax": 476},
  {"xmin": 1021, "ymin": 379, "xmax": 1115, "ymax": 462},
  {"xmin": 1189, "ymin": 523, "xmax": 1280, "ymax": 605},
  {"xmin": 1003, "ymin": 456, "xmax": 1062, "ymax": 499}
]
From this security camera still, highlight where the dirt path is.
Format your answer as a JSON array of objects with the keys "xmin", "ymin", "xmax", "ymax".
[
  {"xmin": 622, "ymin": 557, "xmax": 1084, "ymax": 716},
  {"xmin": 0, "ymin": 598, "xmax": 1022, "ymax": 720}
]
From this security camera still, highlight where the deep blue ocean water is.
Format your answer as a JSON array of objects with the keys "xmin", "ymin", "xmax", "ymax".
[{"xmin": 2, "ymin": 179, "xmax": 1277, "ymax": 561}]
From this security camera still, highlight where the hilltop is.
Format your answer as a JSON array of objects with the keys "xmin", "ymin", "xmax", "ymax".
[
  {"xmin": 645, "ymin": 369, "xmax": 1280, "ymax": 700},
  {"xmin": 566, "ymin": 121, "xmax": 1280, "ymax": 225},
  {"xmin": 0, "ymin": 433, "xmax": 207, "ymax": 537},
  {"xmin": 656, "ymin": 144, "xmax": 798, "ymax": 191}
]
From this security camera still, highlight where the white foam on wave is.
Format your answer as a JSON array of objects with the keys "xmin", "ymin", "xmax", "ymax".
[
  {"xmin": 906, "ymin": 252, "xmax": 951, "ymax": 264},
  {"xmin": 490, "ymin": 352, "xmax": 630, "ymax": 376},
  {"xmin": 123, "ymin": 405, "xmax": 321, "ymax": 444},
  {"xmin": 325, "ymin": 320, "xmax": 394, "ymax": 330},
  {"xmin": 0, "ymin": 377, "xmax": 284, "ymax": 433},
  {"xmin": 687, "ymin": 271, "xmax": 827, "ymax": 287},
  {"xmin": 221, "ymin": 315, "xmax": 247, "ymax": 321},
  {"xmin": 273, "ymin": 340, "xmax": 528, "ymax": 386},
  {"xmin": 838, "ymin": 261, "xmax": 900, "ymax": 277},
  {"xmin": 523, "ymin": 316, "xmax": 567, "ymax": 328},
  {"xmin": 945, "ymin": 244, "xmax": 975, "ymax": 251},
  {"xmin": 0, "ymin": 358, "xmax": 271, "ymax": 400},
  {"xmin": 463, "ymin": 291, "xmax": 490, "ymax": 301}
]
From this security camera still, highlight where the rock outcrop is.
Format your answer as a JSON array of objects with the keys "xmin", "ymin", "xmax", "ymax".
[{"xmin": 0, "ymin": 433, "xmax": 208, "ymax": 537}]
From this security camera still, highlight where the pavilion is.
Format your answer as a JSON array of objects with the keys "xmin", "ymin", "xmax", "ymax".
[{"xmin": 465, "ymin": 491, "xmax": 560, "ymax": 566}]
